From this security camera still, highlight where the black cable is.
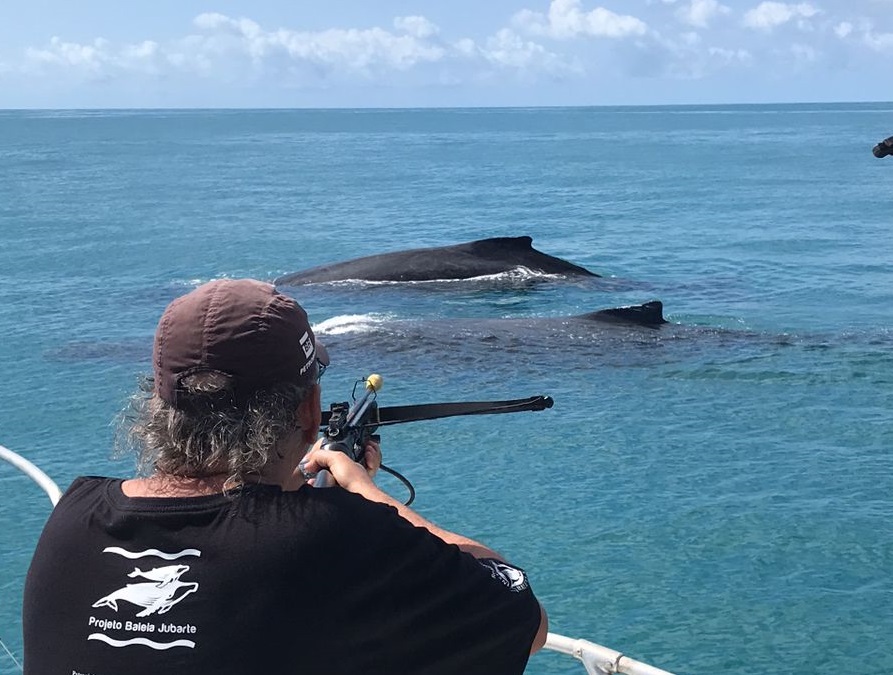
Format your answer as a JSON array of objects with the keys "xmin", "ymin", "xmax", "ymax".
[{"xmin": 380, "ymin": 462, "xmax": 415, "ymax": 506}]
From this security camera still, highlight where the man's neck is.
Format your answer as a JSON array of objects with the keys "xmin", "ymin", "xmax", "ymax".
[{"xmin": 121, "ymin": 473, "xmax": 233, "ymax": 498}]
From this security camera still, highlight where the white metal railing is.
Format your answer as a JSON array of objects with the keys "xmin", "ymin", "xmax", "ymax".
[
  {"xmin": 544, "ymin": 633, "xmax": 675, "ymax": 675},
  {"xmin": 1, "ymin": 445, "xmax": 677, "ymax": 675},
  {"xmin": 0, "ymin": 445, "xmax": 62, "ymax": 505}
]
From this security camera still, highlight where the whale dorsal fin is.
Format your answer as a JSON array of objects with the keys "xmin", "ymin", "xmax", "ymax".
[
  {"xmin": 579, "ymin": 301, "xmax": 666, "ymax": 327},
  {"xmin": 601, "ymin": 301, "xmax": 666, "ymax": 326}
]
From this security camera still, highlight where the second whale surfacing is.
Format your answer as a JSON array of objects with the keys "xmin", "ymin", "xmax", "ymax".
[
  {"xmin": 315, "ymin": 301, "xmax": 670, "ymax": 346},
  {"xmin": 311, "ymin": 300, "xmax": 702, "ymax": 373},
  {"xmin": 275, "ymin": 236, "xmax": 600, "ymax": 285}
]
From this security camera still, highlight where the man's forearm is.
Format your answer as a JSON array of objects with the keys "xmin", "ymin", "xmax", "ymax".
[
  {"xmin": 301, "ymin": 445, "xmax": 549, "ymax": 655},
  {"xmin": 300, "ymin": 445, "xmax": 506, "ymax": 559},
  {"xmin": 357, "ymin": 483, "xmax": 506, "ymax": 560}
]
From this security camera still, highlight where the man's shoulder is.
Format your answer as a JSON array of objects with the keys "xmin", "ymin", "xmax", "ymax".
[
  {"xmin": 302, "ymin": 485, "xmax": 401, "ymax": 521},
  {"xmin": 36, "ymin": 477, "xmax": 119, "ymax": 539},
  {"xmin": 58, "ymin": 475, "xmax": 117, "ymax": 503}
]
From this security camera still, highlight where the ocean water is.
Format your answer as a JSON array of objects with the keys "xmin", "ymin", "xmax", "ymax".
[{"xmin": 1, "ymin": 104, "xmax": 892, "ymax": 674}]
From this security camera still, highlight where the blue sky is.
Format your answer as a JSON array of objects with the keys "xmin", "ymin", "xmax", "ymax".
[{"xmin": 1, "ymin": 0, "xmax": 891, "ymax": 107}]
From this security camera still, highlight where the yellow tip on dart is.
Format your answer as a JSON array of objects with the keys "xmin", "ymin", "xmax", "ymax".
[{"xmin": 365, "ymin": 374, "xmax": 383, "ymax": 392}]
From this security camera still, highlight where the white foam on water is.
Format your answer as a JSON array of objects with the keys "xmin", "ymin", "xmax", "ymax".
[{"xmin": 312, "ymin": 314, "xmax": 391, "ymax": 335}]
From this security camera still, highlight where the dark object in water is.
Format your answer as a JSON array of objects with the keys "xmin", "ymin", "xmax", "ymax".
[
  {"xmin": 872, "ymin": 136, "xmax": 893, "ymax": 158},
  {"xmin": 275, "ymin": 236, "xmax": 599, "ymax": 284},
  {"xmin": 574, "ymin": 300, "xmax": 667, "ymax": 327}
]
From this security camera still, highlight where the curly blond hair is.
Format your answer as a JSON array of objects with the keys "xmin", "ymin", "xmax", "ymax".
[{"xmin": 118, "ymin": 373, "xmax": 311, "ymax": 489}]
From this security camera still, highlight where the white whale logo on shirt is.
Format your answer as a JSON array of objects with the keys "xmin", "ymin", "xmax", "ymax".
[
  {"xmin": 480, "ymin": 559, "xmax": 530, "ymax": 592},
  {"xmin": 92, "ymin": 564, "xmax": 198, "ymax": 617}
]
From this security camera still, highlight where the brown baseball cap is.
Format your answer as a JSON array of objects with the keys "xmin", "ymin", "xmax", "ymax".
[{"xmin": 153, "ymin": 279, "xmax": 328, "ymax": 407}]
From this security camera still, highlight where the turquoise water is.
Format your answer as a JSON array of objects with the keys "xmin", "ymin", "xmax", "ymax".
[{"xmin": 1, "ymin": 105, "xmax": 892, "ymax": 674}]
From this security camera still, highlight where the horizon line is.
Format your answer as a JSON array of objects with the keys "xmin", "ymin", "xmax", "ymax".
[{"xmin": 2, "ymin": 100, "xmax": 892, "ymax": 113}]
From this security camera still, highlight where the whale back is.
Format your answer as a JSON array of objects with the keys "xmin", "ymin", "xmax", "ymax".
[{"xmin": 275, "ymin": 236, "xmax": 598, "ymax": 284}]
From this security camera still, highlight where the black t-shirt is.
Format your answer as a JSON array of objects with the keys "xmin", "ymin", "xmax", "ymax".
[{"xmin": 23, "ymin": 477, "xmax": 542, "ymax": 674}]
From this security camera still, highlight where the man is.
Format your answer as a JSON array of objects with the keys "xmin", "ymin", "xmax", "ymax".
[{"xmin": 23, "ymin": 278, "xmax": 548, "ymax": 674}]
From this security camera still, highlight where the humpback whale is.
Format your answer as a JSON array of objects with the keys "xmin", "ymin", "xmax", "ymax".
[
  {"xmin": 275, "ymin": 236, "xmax": 599, "ymax": 285},
  {"xmin": 873, "ymin": 136, "xmax": 893, "ymax": 158},
  {"xmin": 315, "ymin": 301, "xmax": 668, "ymax": 343},
  {"xmin": 311, "ymin": 300, "xmax": 681, "ymax": 372}
]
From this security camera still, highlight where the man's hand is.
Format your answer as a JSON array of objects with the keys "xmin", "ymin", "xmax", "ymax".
[
  {"xmin": 362, "ymin": 440, "xmax": 382, "ymax": 479},
  {"xmin": 299, "ymin": 438, "xmax": 382, "ymax": 495}
]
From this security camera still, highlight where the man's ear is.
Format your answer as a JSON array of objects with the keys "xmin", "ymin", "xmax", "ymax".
[{"xmin": 298, "ymin": 384, "xmax": 322, "ymax": 446}]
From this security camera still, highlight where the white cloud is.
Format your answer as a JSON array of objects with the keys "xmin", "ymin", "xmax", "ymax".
[
  {"xmin": 707, "ymin": 46, "xmax": 752, "ymax": 63},
  {"xmin": 21, "ymin": 15, "xmax": 449, "ymax": 80},
  {"xmin": 16, "ymin": 13, "xmax": 576, "ymax": 86},
  {"xmin": 25, "ymin": 37, "xmax": 111, "ymax": 73},
  {"xmin": 834, "ymin": 21, "xmax": 853, "ymax": 39},
  {"xmin": 677, "ymin": 0, "xmax": 731, "ymax": 28},
  {"xmin": 193, "ymin": 13, "xmax": 262, "ymax": 38},
  {"xmin": 13, "ymin": 4, "xmax": 891, "ymax": 105},
  {"xmin": 790, "ymin": 42, "xmax": 819, "ymax": 62},
  {"xmin": 513, "ymin": 0, "xmax": 648, "ymax": 39},
  {"xmin": 863, "ymin": 29, "xmax": 893, "ymax": 52},
  {"xmin": 453, "ymin": 38, "xmax": 478, "ymax": 58},
  {"xmin": 828, "ymin": 18, "xmax": 893, "ymax": 53},
  {"xmin": 610, "ymin": 22, "xmax": 752, "ymax": 81},
  {"xmin": 478, "ymin": 28, "xmax": 579, "ymax": 74},
  {"xmin": 742, "ymin": 2, "xmax": 820, "ymax": 31},
  {"xmin": 393, "ymin": 16, "xmax": 440, "ymax": 39},
  {"xmin": 186, "ymin": 13, "xmax": 447, "ymax": 72}
]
